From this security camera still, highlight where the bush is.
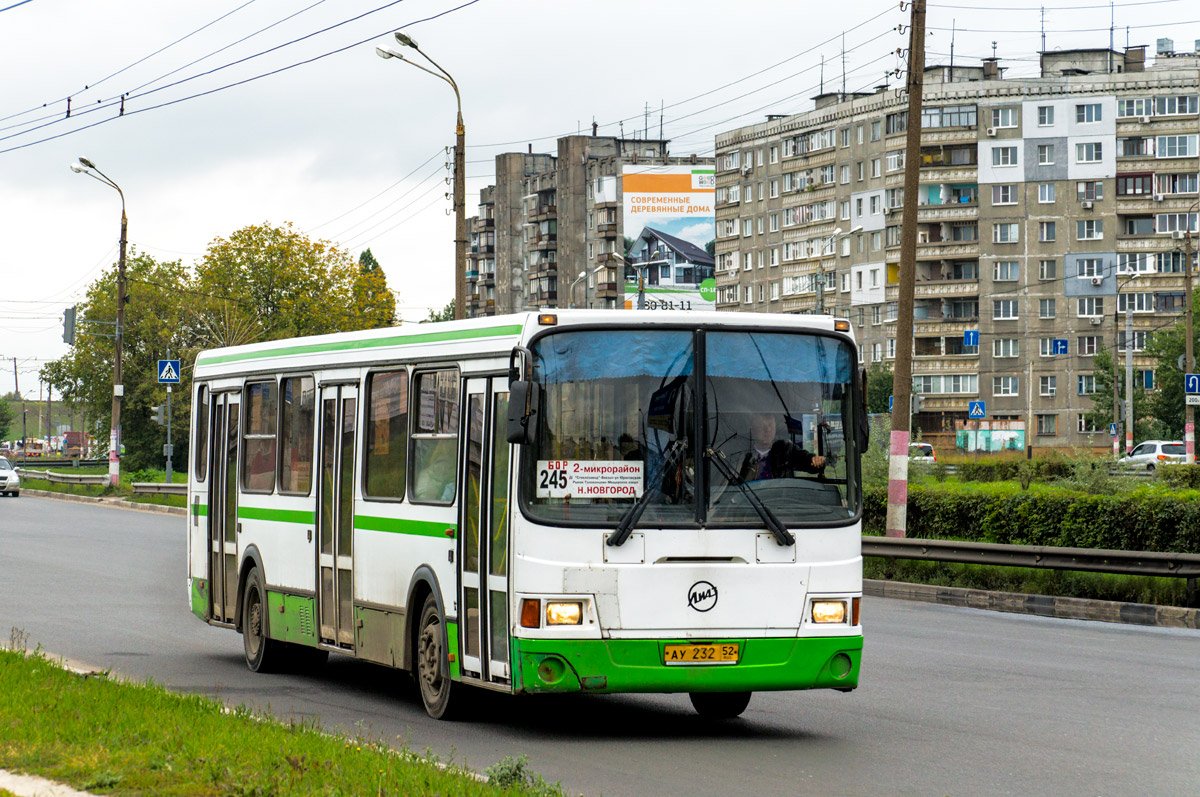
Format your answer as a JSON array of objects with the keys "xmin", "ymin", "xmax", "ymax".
[
  {"xmin": 1159, "ymin": 464, "xmax": 1200, "ymax": 490},
  {"xmin": 863, "ymin": 482, "xmax": 1200, "ymax": 553}
]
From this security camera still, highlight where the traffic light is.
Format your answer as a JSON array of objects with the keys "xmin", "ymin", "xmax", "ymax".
[
  {"xmin": 62, "ymin": 305, "xmax": 76, "ymax": 345},
  {"xmin": 151, "ymin": 404, "xmax": 166, "ymax": 426},
  {"xmin": 911, "ymin": 394, "xmax": 925, "ymax": 414}
]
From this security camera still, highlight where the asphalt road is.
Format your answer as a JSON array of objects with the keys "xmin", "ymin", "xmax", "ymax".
[{"xmin": 2, "ymin": 494, "xmax": 1199, "ymax": 796}]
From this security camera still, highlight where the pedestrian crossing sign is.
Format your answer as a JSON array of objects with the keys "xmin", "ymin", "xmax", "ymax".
[
  {"xmin": 157, "ymin": 359, "xmax": 181, "ymax": 384},
  {"xmin": 968, "ymin": 400, "xmax": 985, "ymax": 419}
]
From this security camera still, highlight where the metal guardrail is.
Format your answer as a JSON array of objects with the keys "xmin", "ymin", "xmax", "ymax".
[
  {"xmin": 15, "ymin": 468, "xmax": 109, "ymax": 486},
  {"xmin": 131, "ymin": 481, "xmax": 187, "ymax": 495},
  {"xmin": 863, "ymin": 536, "xmax": 1200, "ymax": 607},
  {"xmin": 8, "ymin": 458, "xmax": 106, "ymax": 468}
]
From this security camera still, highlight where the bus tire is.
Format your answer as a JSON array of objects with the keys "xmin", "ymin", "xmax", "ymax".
[
  {"xmin": 689, "ymin": 691, "xmax": 752, "ymax": 719},
  {"xmin": 416, "ymin": 593, "xmax": 464, "ymax": 719},
  {"xmin": 242, "ymin": 567, "xmax": 282, "ymax": 673}
]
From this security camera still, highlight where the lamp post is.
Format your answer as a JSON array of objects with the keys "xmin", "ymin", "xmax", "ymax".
[
  {"xmin": 71, "ymin": 157, "xmax": 126, "ymax": 487},
  {"xmin": 1111, "ymin": 270, "xmax": 1141, "ymax": 459},
  {"xmin": 569, "ymin": 265, "xmax": 605, "ymax": 309},
  {"xmin": 1180, "ymin": 199, "xmax": 1197, "ymax": 463},
  {"xmin": 824, "ymin": 226, "xmax": 862, "ymax": 315},
  {"xmin": 377, "ymin": 34, "xmax": 465, "ymax": 320}
]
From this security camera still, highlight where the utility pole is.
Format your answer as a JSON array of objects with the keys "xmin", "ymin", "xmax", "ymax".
[
  {"xmin": 886, "ymin": 0, "xmax": 926, "ymax": 539},
  {"xmin": 1112, "ymin": 288, "xmax": 1121, "ymax": 458},
  {"xmin": 113, "ymin": 205, "xmax": 128, "ymax": 485},
  {"xmin": 1185, "ymin": 229, "xmax": 1196, "ymax": 463},
  {"xmin": 1125, "ymin": 299, "xmax": 1134, "ymax": 455}
]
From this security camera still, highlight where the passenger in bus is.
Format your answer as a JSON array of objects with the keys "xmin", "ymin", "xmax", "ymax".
[
  {"xmin": 737, "ymin": 412, "xmax": 825, "ymax": 481},
  {"xmin": 413, "ymin": 438, "xmax": 457, "ymax": 502}
]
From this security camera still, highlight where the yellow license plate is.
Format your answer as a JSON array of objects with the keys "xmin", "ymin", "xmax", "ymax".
[{"xmin": 663, "ymin": 643, "xmax": 740, "ymax": 665}]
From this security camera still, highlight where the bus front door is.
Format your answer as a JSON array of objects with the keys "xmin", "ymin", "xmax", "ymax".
[
  {"xmin": 459, "ymin": 377, "xmax": 511, "ymax": 684},
  {"xmin": 317, "ymin": 384, "xmax": 357, "ymax": 649},
  {"xmin": 207, "ymin": 392, "xmax": 239, "ymax": 624}
]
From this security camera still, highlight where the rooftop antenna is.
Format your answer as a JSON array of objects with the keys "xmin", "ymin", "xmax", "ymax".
[
  {"xmin": 619, "ymin": 120, "xmax": 624, "ymax": 139},
  {"xmin": 1108, "ymin": 0, "xmax": 1114, "ymax": 72},
  {"xmin": 949, "ymin": 19, "xmax": 956, "ymax": 82},
  {"xmin": 659, "ymin": 99, "xmax": 663, "ymax": 140},
  {"xmin": 840, "ymin": 32, "xmax": 846, "ymax": 99},
  {"xmin": 820, "ymin": 54, "xmax": 825, "ymax": 94},
  {"xmin": 991, "ymin": 40, "xmax": 998, "ymax": 60},
  {"xmin": 644, "ymin": 101, "xmax": 650, "ymax": 140},
  {"xmin": 1040, "ymin": 6, "xmax": 1046, "ymax": 53}
]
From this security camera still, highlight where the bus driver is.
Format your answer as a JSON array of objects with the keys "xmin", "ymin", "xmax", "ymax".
[{"xmin": 738, "ymin": 412, "xmax": 826, "ymax": 482}]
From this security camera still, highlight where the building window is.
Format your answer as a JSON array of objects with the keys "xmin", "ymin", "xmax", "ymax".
[
  {"xmin": 993, "ymin": 260, "xmax": 1019, "ymax": 281},
  {"xmin": 1039, "ymin": 298, "xmax": 1056, "ymax": 318},
  {"xmin": 871, "ymin": 120, "xmax": 882, "ymax": 141},
  {"xmin": 991, "ymin": 107, "xmax": 1018, "ymax": 128},
  {"xmin": 770, "ymin": 281, "xmax": 780, "ymax": 300},
  {"xmin": 1076, "ymin": 220, "xmax": 1103, "ymax": 240},
  {"xmin": 1038, "ymin": 183, "xmax": 1056, "ymax": 203},
  {"xmin": 770, "ymin": 179, "xmax": 780, "ymax": 198},
  {"xmin": 1117, "ymin": 174, "xmax": 1154, "ymax": 196},
  {"xmin": 994, "ymin": 338, "xmax": 1019, "ymax": 358},
  {"xmin": 1075, "ymin": 142, "xmax": 1103, "ymax": 163},
  {"xmin": 1117, "ymin": 98, "xmax": 1151, "ymax": 118},
  {"xmin": 993, "ymin": 223, "xmax": 1019, "ymax": 243},
  {"xmin": 871, "ymin": 159, "xmax": 881, "ymax": 178},
  {"xmin": 1156, "ymin": 173, "xmax": 1199, "ymax": 195},
  {"xmin": 1077, "ymin": 181, "xmax": 1103, "ymax": 201},
  {"xmin": 992, "ymin": 146, "xmax": 1018, "ymax": 166},
  {"xmin": 1039, "ymin": 376, "xmax": 1057, "ymax": 398},
  {"xmin": 887, "ymin": 338, "xmax": 896, "ymax": 359},
  {"xmin": 743, "ymin": 219, "xmax": 753, "ymax": 237},
  {"xmin": 870, "ymin": 195, "xmax": 881, "ymax": 215},
  {"xmin": 1078, "ymin": 336, "xmax": 1098, "ymax": 355},
  {"xmin": 993, "ymin": 376, "xmax": 1019, "ymax": 396},
  {"xmin": 1156, "ymin": 213, "xmax": 1199, "ymax": 234},
  {"xmin": 886, "ymin": 150, "xmax": 905, "ymax": 172},
  {"xmin": 1039, "ymin": 221, "xmax": 1056, "ymax": 242},
  {"xmin": 1077, "ymin": 296, "xmax": 1104, "ymax": 316},
  {"xmin": 872, "ymin": 305, "xmax": 882, "ymax": 325},
  {"xmin": 1039, "ymin": 259, "xmax": 1057, "ymax": 280},
  {"xmin": 1153, "ymin": 95, "xmax": 1199, "ymax": 116},
  {"xmin": 1039, "ymin": 338, "xmax": 1054, "ymax": 357},
  {"xmin": 770, "ymin": 145, "xmax": 779, "ymax": 163},
  {"xmin": 992, "ymin": 184, "xmax": 1017, "ymax": 205},
  {"xmin": 1078, "ymin": 413, "xmax": 1100, "ymax": 433},
  {"xmin": 1078, "ymin": 374, "xmax": 1097, "ymax": 395},
  {"xmin": 1117, "ymin": 292, "xmax": 1153, "ymax": 313},
  {"xmin": 1075, "ymin": 103, "xmax": 1102, "ymax": 123},
  {"xmin": 1037, "ymin": 414, "xmax": 1057, "ymax": 435},
  {"xmin": 1156, "ymin": 134, "xmax": 1198, "ymax": 158},
  {"xmin": 872, "ymin": 342, "xmax": 883, "ymax": 362},
  {"xmin": 993, "ymin": 299, "xmax": 1019, "ymax": 320},
  {"xmin": 1117, "ymin": 253, "xmax": 1152, "ymax": 274},
  {"xmin": 1037, "ymin": 105, "xmax": 1054, "ymax": 126},
  {"xmin": 1037, "ymin": 144, "xmax": 1055, "ymax": 165}
]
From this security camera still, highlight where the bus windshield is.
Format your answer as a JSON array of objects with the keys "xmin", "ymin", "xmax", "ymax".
[{"xmin": 522, "ymin": 327, "xmax": 860, "ymax": 527}]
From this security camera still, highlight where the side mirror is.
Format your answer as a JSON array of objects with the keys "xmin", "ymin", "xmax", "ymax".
[
  {"xmin": 507, "ymin": 380, "xmax": 540, "ymax": 444},
  {"xmin": 857, "ymin": 367, "xmax": 870, "ymax": 451}
]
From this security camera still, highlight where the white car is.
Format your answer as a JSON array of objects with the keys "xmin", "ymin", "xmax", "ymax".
[
  {"xmin": 0, "ymin": 457, "xmax": 20, "ymax": 497},
  {"xmin": 909, "ymin": 443, "xmax": 936, "ymax": 463},
  {"xmin": 1118, "ymin": 440, "xmax": 1185, "ymax": 471}
]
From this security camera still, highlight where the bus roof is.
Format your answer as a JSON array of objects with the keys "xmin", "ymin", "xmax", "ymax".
[{"xmin": 192, "ymin": 310, "xmax": 853, "ymax": 380}]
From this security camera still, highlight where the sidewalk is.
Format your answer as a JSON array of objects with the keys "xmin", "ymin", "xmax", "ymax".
[
  {"xmin": 21, "ymin": 488, "xmax": 186, "ymax": 517},
  {"xmin": 0, "ymin": 769, "xmax": 99, "ymax": 797}
]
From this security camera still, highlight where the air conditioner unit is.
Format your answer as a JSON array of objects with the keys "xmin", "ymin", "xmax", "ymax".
[
  {"xmin": 741, "ymin": 164, "xmax": 752, "ymax": 176},
  {"xmin": 1140, "ymin": 115, "xmax": 1151, "ymax": 123},
  {"xmin": 1081, "ymin": 200, "xmax": 1094, "ymax": 210},
  {"xmin": 1090, "ymin": 276, "xmax": 1103, "ymax": 286},
  {"xmin": 883, "ymin": 206, "xmax": 892, "ymax": 215},
  {"xmin": 1154, "ymin": 193, "xmax": 1165, "ymax": 202},
  {"xmin": 1089, "ymin": 316, "xmax": 1103, "ymax": 325},
  {"xmin": 1173, "ymin": 230, "xmax": 1187, "ymax": 240},
  {"xmin": 986, "ymin": 127, "xmax": 997, "ymax": 137}
]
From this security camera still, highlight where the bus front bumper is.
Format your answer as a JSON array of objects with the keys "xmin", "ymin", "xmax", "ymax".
[{"xmin": 512, "ymin": 635, "xmax": 861, "ymax": 694}]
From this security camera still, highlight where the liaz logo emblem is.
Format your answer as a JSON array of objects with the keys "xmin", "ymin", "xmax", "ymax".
[{"xmin": 687, "ymin": 581, "xmax": 718, "ymax": 612}]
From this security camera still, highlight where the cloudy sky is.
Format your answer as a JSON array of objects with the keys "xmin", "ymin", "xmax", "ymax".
[{"xmin": 2, "ymin": 0, "xmax": 1197, "ymax": 398}]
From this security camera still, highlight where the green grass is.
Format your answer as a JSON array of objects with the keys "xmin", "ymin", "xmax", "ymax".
[
  {"xmin": 0, "ymin": 644, "xmax": 562, "ymax": 796},
  {"xmin": 18, "ymin": 465, "xmax": 187, "ymax": 508},
  {"xmin": 865, "ymin": 558, "xmax": 1190, "ymax": 607}
]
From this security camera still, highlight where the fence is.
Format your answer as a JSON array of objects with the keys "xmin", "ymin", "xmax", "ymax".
[
  {"xmin": 17, "ymin": 469, "xmax": 187, "ymax": 496},
  {"xmin": 863, "ymin": 536, "xmax": 1200, "ymax": 607}
]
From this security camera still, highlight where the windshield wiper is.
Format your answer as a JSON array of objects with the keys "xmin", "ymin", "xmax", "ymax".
[
  {"xmin": 705, "ymin": 448, "xmax": 795, "ymax": 547},
  {"xmin": 607, "ymin": 439, "xmax": 685, "ymax": 548}
]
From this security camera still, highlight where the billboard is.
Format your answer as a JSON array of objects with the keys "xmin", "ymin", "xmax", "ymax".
[{"xmin": 621, "ymin": 165, "xmax": 716, "ymax": 310}]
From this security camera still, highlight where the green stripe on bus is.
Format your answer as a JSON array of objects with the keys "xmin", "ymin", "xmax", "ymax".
[
  {"xmin": 197, "ymin": 324, "xmax": 524, "ymax": 366},
  {"xmin": 238, "ymin": 506, "xmax": 315, "ymax": 524},
  {"xmin": 192, "ymin": 503, "xmax": 208, "ymax": 517},
  {"xmin": 354, "ymin": 515, "xmax": 455, "ymax": 538}
]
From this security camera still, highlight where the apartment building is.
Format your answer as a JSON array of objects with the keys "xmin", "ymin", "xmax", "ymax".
[
  {"xmin": 465, "ymin": 135, "xmax": 715, "ymax": 315},
  {"xmin": 714, "ymin": 42, "xmax": 1200, "ymax": 448}
]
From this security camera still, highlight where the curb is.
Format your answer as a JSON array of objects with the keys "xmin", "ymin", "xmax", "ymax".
[
  {"xmin": 865, "ymin": 578, "xmax": 1200, "ymax": 629},
  {"xmin": 22, "ymin": 489, "xmax": 187, "ymax": 517}
]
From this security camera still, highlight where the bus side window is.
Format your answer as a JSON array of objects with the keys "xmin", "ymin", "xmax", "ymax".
[
  {"xmin": 194, "ymin": 384, "xmax": 209, "ymax": 481},
  {"xmin": 243, "ymin": 380, "xmax": 278, "ymax": 493},
  {"xmin": 279, "ymin": 376, "xmax": 315, "ymax": 495},
  {"xmin": 364, "ymin": 369, "xmax": 409, "ymax": 500},
  {"xmin": 410, "ymin": 369, "xmax": 459, "ymax": 504}
]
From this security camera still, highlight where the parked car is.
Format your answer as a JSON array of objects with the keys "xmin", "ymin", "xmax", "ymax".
[
  {"xmin": 0, "ymin": 457, "xmax": 20, "ymax": 497},
  {"xmin": 1118, "ymin": 440, "xmax": 1185, "ymax": 471},
  {"xmin": 909, "ymin": 443, "xmax": 936, "ymax": 463}
]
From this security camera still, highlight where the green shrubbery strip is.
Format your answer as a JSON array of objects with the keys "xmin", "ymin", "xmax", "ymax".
[{"xmin": 0, "ymin": 645, "xmax": 560, "ymax": 796}]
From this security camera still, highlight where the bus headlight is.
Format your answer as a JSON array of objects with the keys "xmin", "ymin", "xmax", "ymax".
[
  {"xmin": 545, "ymin": 601, "xmax": 583, "ymax": 625},
  {"xmin": 812, "ymin": 600, "xmax": 847, "ymax": 624}
]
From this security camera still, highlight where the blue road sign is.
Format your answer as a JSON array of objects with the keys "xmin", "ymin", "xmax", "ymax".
[
  {"xmin": 889, "ymin": 395, "xmax": 893, "ymax": 412},
  {"xmin": 1109, "ymin": 423, "xmax": 1118, "ymax": 437},
  {"xmin": 1052, "ymin": 339, "xmax": 1069, "ymax": 355},
  {"xmin": 968, "ymin": 400, "xmax": 986, "ymax": 419},
  {"xmin": 1186, "ymin": 373, "xmax": 1200, "ymax": 395},
  {"xmin": 157, "ymin": 359, "xmax": 181, "ymax": 384},
  {"xmin": 963, "ymin": 330, "xmax": 980, "ymax": 347}
]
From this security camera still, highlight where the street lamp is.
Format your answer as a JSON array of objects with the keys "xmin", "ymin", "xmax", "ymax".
[
  {"xmin": 822, "ymin": 226, "xmax": 863, "ymax": 315},
  {"xmin": 617, "ymin": 248, "xmax": 672, "ymax": 310},
  {"xmin": 377, "ymin": 33, "xmax": 465, "ymax": 321},
  {"xmin": 569, "ymin": 265, "xmax": 606, "ymax": 309},
  {"xmin": 71, "ymin": 157, "xmax": 127, "ymax": 487}
]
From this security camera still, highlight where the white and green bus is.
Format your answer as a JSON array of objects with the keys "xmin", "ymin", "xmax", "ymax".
[{"xmin": 188, "ymin": 310, "xmax": 866, "ymax": 719}]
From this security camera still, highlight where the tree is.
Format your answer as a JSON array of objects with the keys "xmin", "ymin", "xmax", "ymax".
[
  {"xmin": 622, "ymin": 236, "xmax": 635, "ymax": 256},
  {"xmin": 704, "ymin": 239, "xmax": 716, "ymax": 258},
  {"xmin": 0, "ymin": 398, "xmax": 12, "ymax": 441},
  {"xmin": 865, "ymin": 362, "xmax": 894, "ymax": 414},
  {"xmin": 427, "ymin": 300, "xmax": 455, "ymax": 322},
  {"xmin": 359, "ymin": 248, "xmax": 381, "ymax": 272},
  {"xmin": 355, "ymin": 249, "xmax": 396, "ymax": 327},
  {"xmin": 1086, "ymin": 346, "xmax": 1159, "ymax": 443}
]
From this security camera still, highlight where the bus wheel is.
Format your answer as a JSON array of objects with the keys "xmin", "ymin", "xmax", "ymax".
[
  {"xmin": 689, "ymin": 691, "xmax": 752, "ymax": 719},
  {"xmin": 242, "ymin": 567, "xmax": 282, "ymax": 673},
  {"xmin": 416, "ymin": 594, "xmax": 463, "ymax": 719}
]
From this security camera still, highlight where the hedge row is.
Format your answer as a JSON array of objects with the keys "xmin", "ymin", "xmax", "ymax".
[
  {"xmin": 1158, "ymin": 465, "xmax": 1200, "ymax": 490},
  {"xmin": 950, "ymin": 458, "xmax": 1073, "ymax": 483},
  {"xmin": 862, "ymin": 484, "xmax": 1200, "ymax": 553}
]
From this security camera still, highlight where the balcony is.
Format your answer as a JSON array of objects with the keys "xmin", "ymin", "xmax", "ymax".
[
  {"xmin": 597, "ymin": 222, "xmax": 618, "ymax": 238},
  {"xmin": 465, "ymin": 269, "xmax": 479, "ymax": 281},
  {"xmin": 1116, "ymin": 195, "xmax": 1195, "ymax": 212},
  {"xmin": 917, "ymin": 241, "xmax": 979, "ymax": 259},
  {"xmin": 914, "ymin": 317, "xmax": 978, "ymax": 336},
  {"xmin": 527, "ymin": 204, "xmax": 557, "ymax": 222},
  {"xmin": 917, "ymin": 202, "xmax": 978, "ymax": 223},
  {"xmin": 914, "ymin": 279, "xmax": 980, "ymax": 298},
  {"xmin": 533, "ymin": 235, "xmax": 558, "ymax": 251},
  {"xmin": 920, "ymin": 166, "xmax": 978, "ymax": 184},
  {"xmin": 479, "ymin": 272, "xmax": 495, "ymax": 286},
  {"xmin": 536, "ymin": 289, "xmax": 557, "ymax": 303}
]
